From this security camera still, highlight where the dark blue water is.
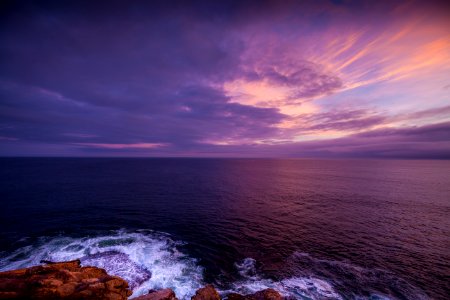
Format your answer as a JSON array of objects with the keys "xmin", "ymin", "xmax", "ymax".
[{"xmin": 0, "ymin": 158, "xmax": 449, "ymax": 300}]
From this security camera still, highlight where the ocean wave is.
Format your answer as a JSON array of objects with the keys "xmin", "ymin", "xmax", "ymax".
[
  {"xmin": 285, "ymin": 251, "xmax": 430, "ymax": 300},
  {"xmin": 220, "ymin": 257, "xmax": 343, "ymax": 300},
  {"xmin": 0, "ymin": 231, "xmax": 429, "ymax": 300},
  {"xmin": 221, "ymin": 255, "xmax": 429, "ymax": 300},
  {"xmin": 0, "ymin": 230, "xmax": 204, "ymax": 299}
]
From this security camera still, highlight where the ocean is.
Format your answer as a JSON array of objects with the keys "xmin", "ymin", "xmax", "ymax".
[{"xmin": 0, "ymin": 158, "xmax": 449, "ymax": 299}]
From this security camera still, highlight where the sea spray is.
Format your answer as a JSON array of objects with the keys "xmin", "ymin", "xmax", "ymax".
[{"xmin": 0, "ymin": 230, "xmax": 204, "ymax": 299}]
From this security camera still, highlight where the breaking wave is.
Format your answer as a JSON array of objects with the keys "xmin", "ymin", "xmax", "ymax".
[
  {"xmin": 220, "ymin": 257, "xmax": 343, "ymax": 300},
  {"xmin": 285, "ymin": 252, "xmax": 430, "ymax": 300},
  {"xmin": 0, "ymin": 231, "xmax": 429, "ymax": 300},
  {"xmin": 0, "ymin": 230, "xmax": 203, "ymax": 299},
  {"xmin": 221, "ymin": 254, "xmax": 429, "ymax": 300}
]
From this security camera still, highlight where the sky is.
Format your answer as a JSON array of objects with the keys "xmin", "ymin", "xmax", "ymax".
[{"xmin": 0, "ymin": 0, "xmax": 449, "ymax": 158}]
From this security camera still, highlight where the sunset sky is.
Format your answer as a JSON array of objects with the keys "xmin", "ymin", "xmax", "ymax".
[{"xmin": 1, "ymin": 0, "xmax": 449, "ymax": 158}]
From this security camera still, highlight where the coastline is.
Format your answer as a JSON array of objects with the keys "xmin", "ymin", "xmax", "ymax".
[{"xmin": 0, "ymin": 260, "xmax": 283, "ymax": 300}]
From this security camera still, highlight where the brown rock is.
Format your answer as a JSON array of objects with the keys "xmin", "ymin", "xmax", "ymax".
[
  {"xmin": 0, "ymin": 291, "xmax": 19, "ymax": 299},
  {"xmin": 81, "ymin": 266, "xmax": 108, "ymax": 278},
  {"xmin": 191, "ymin": 285, "xmax": 221, "ymax": 300},
  {"xmin": 106, "ymin": 277, "xmax": 128, "ymax": 293},
  {"xmin": 77, "ymin": 289, "xmax": 93, "ymax": 297},
  {"xmin": 40, "ymin": 278, "xmax": 63, "ymax": 287},
  {"xmin": 134, "ymin": 288, "xmax": 178, "ymax": 300},
  {"xmin": 40, "ymin": 259, "xmax": 81, "ymax": 272},
  {"xmin": 226, "ymin": 289, "xmax": 282, "ymax": 300},
  {"xmin": 82, "ymin": 278, "xmax": 100, "ymax": 284},
  {"xmin": 54, "ymin": 269, "xmax": 78, "ymax": 282},
  {"xmin": 247, "ymin": 289, "xmax": 282, "ymax": 300},
  {"xmin": 56, "ymin": 282, "xmax": 77, "ymax": 297},
  {"xmin": 106, "ymin": 292, "xmax": 124, "ymax": 300},
  {"xmin": 88, "ymin": 282, "xmax": 106, "ymax": 290},
  {"xmin": 0, "ymin": 260, "xmax": 132, "ymax": 299},
  {"xmin": 226, "ymin": 293, "xmax": 245, "ymax": 300}
]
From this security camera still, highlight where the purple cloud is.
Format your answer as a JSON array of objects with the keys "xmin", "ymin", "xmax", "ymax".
[
  {"xmin": 291, "ymin": 122, "xmax": 450, "ymax": 159},
  {"xmin": 294, "ymin": 109, "xmax": 385, "ymax": 132},
  {"xmin": 0, "ymin": 1, "xmax": 297, "ymax": 153},
  {"xmin": 0, "ymin": 0, "xmax": 449, "ymax": 158},
  {"xmin": 241, "ymin": 61, "xmax": 343, "ymax": 100},
  {"xmin": 192, "ymin": 122, "xmax": 450, "ymax": 159}
]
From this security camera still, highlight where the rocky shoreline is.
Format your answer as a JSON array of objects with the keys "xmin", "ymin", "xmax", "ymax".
[{"xmin": 0, "ymin": 260, "xmax": 283, "ymax": 300}]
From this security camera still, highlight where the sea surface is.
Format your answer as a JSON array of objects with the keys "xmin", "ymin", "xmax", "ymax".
[{"xmin": 0, "ymin": 158, "xmax": 449, "ymax": 300}]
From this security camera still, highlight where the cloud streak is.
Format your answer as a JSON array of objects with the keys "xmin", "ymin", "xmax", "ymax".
[{"xmin": 0, "ymin": 0, "xmax": 449, "ymax": 158}]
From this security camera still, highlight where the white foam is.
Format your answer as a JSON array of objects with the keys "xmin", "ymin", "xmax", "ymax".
[
  {"xmin": 223, "ymin": 258, "xmax": 343, "ymax": 300},
  {"xmin": 0, "ymin": 236, "xmax": 412, "ymax": 300},
  {"xmin": 235, "ymin": 258, "xmax": 258, "ymax": 279},
  {"xmin": 288, "ymin": 251, "xmax": 428, "ymax": 300},
  {"xmin": 0, "ymin": 230, "xmax": 204, "ymax": 299}
]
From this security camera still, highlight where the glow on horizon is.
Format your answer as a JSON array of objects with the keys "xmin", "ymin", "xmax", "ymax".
[
  {"xmin": 0, "ymin": 0, "xmax": 449, "ymax": 158},
  {"xmin": 73, "ymin": 143, "xmax": 169, "ymax": 149}
]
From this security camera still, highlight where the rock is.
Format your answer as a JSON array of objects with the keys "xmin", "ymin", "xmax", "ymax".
[
  {"xmin": 80, "ymin": 251, "xmax": 151, "ymax": 289},
  {"xmin": 0, "ymin": 261, "xmax": 283, "ymax": 300},
  {"xmin": 192, "ymin": 285, "xmax": 221, "ymax": 300},
  {"xmin": 248, "ymin": 289, "xmax": 282, "ymax": 300},
  {"xmin": 134, "ymin": 288, "xmax": 178, "ymax": 300},
  {"xmin": 226, "ymin": 289, "xmax": 282, "ymax": 300},
  {"xmin": 226, "ymin": 293, "xmax": 245, "ymax": 300},
  {"xmin": 0, "ymin": 259, "xmax": 132, "ymax": 299},
  {"xmin": 57, "ymin": 282, "xmax": 77, "ymax": 297}
]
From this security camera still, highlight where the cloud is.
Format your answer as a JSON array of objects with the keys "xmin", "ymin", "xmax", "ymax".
[
  {"xmin": 390, "ymin": 105, "xmax": 450, "ymax": 123},
  {"xmin": 0, "ymin": 0, "xmax": 449, "ymax": 157},
  {"xmin": 0, "ymin": 79, "xmax": 286, "ymax": 148},
  {"xmin": 2, "ymin": 120, "xmax": 448, "ymax": 159},
  {"xmin": 188, "ymin": 121, "xmax": 450, "ymax": 159},
  {"xmin": 242, "ymin": 61, "xmax": 342, "ymax": 100},
  {"xmin": 288, "ymin": 121, "xmax": 450, "ymax": 159},
  {"xmin": 295, "ymin": 109, "xmax": 385, "ymax": 133},
  {"xmin": 73, "ymin": 143, "xmax": 169, "ymax": 149}
]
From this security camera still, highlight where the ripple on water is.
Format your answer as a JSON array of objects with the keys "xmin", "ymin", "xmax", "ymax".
[{"xmin": 0, "ymin": 230, "xmax": 430, "ymax": 300}]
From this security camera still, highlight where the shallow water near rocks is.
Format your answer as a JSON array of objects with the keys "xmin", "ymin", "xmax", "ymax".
[{"xmin": 1, "ymin": 158, "xmax": 449, "ymax": 299}]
